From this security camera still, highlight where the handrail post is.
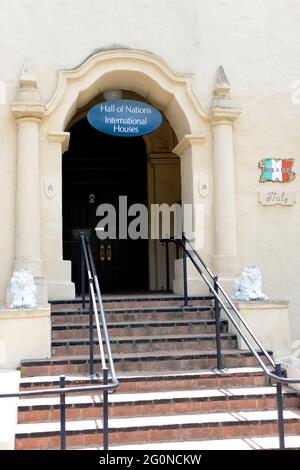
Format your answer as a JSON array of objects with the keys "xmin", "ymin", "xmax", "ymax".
[
  {"xmin": 89, "ymin": 286, "xmax": 94, "ymax": 377},
  {"xmin": 214, "ymin": 276, "xmax": 223, "ymax": 371},
  {"xmin": 275, "ymin": 362, "xmax": 285, "ymax": 450},
  {"xmin": 182, "ymin": 233, "xmax": 188, "ymax": 307},
  {"xmin": 165, "ymin": 241, "xmax": 170, "ymax": 293},
  {"xmin": 80, "ymin": 236, "xmax": 86, "ymax": 310},
  {"xmin": 102, "ymin": 368, "xmax": 109, "ymax": 450},
  {"xmin": 59, "ymin": 376, "xmax": 66, "ymax": 450}
]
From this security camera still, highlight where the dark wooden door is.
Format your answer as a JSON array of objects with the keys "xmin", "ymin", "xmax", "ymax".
[{"xmin": 63, "ymin": 118, "xmax": 148, "ymax": 293}]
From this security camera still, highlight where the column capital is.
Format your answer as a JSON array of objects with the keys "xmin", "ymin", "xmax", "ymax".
[
  {"xmin": 210, "ymin": 107, "xmax": 241, "ymax": 126},
  {"xmin": 173, "ymin": 133, "xmax": 206, "ymax": 157},
  {"xmin": 11, "ymin": 103, "xmax": 45, "ymax": 121}
]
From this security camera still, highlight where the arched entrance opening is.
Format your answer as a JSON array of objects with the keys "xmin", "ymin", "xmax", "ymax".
[
  {"xmin": 62, "ymin": 90, "xmax": 181, "ymax": 294},
  {"xmin": 41, "ymin": 50, "xmax": 209, "ymax": 300}
]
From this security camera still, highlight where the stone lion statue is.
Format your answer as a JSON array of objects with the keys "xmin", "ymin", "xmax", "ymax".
[
  {"xmin": 233, "ymin": 265, "xmax": 268, "ymax": 301},
  {"xmin": 10, "ymin": 270, "xmax": 37, "ymax": 309}
]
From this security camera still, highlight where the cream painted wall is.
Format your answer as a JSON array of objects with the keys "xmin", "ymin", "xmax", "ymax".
[{"xmin": 1, "ymin": 0, "xmax": 300, "ymax": 338}]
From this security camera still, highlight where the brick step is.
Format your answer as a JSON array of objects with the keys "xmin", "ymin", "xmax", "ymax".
[
  {"xmin": 52, "ymin": 319, "xmax": 227, "ymax": 340},
  {"xmin": 19, "ymin": 368, "xmax": 269, "ymax": 394},
  {"xmin": 110, "ymin": 435, "xmax": 300, "ymax": 450},
  {"xmin": 51, "ymin": 333, "xmax": 237, "ymax": 356},
  {"xmin": 50, "ymin": 296, "xmax": 213, "ymax": 313},
  {"xmin": 18, "ymin": 386, "xmax": 299, "ymax": 423},
  {"xmin": 15, "ymin": 408, "xmax": 300, "ymax": 450},
  {"xmin": 20, "ymin": 350, "xmax": 273, "ymax": 377},
  {"xmin": 51, "ymin": 306, "xmax": 214, "ymax": 324}
]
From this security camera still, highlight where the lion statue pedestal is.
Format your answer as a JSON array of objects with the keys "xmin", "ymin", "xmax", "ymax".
[{"xmin": 0, "ymin": 270, "xmax": 51, "ymax": 369}]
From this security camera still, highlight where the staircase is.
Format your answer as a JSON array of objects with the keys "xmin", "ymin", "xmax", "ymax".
[{"xmin": 15, "ymin": 294, "xmax": 300, "ymax": 450}]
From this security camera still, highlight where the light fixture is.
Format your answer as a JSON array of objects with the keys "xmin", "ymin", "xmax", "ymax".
[{"xmin": 103, "ymin": 89, "xmax": 123, "ymax": 101}]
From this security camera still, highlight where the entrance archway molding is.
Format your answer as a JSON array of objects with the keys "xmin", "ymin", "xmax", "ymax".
[
  {"xmin": 43, "ymin": 49, "xmax": 210, "ymax": 299},
  {"xmin": 45, "ymin": 49, "xmax": 208, "ymax": 139},
  {"xmin": 11, "ymin": 50, "xmax": 240, "ymax": 300}
]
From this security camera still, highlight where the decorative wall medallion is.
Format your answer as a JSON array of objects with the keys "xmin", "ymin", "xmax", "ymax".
[
  {"xmin": 198, "ymin": 178, "xmax": 209, "ymax": 198},
  {"xmin": 89, "ymin": 193, "xmax": 96, "ymax": 204},
  {"xmin": 258, "ymin": 191, "xmax": 296, "ymax": 206},
  {"xmin": 44, "ymin": 178, "xmax": 56, "ymax": 199},
  {"xmin": 258, "ymin": 158, "xmax": 295, "ymax": 183}
]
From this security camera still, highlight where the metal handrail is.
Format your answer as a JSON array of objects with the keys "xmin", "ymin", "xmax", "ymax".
[
  {"xmin": 80, "ymin": 235, "xmax": 106, "ymax": 370},
  {"xmin": 0, "ymin": 233, "xmax": 119, "ymax": 451},
  {"xmin": 162, "ymin": 234, "xmax": 300, "ymax": 384},
  {"xmin": 0, "ymin": 382, "xmax": 120, "ymax": 399},
  {"xmin": 84, "ymin": 235, "xmax": 119, "ymax": 386},
  {"xmin": 181, "ymin": 234, "xmax": 275, "ymax": 369},
  {"xmin": 161, "ymin": 234, "xmax": 300, "ymax": 449}
]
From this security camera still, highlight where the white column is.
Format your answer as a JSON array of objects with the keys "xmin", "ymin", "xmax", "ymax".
[
  {"xmin": 14, "ymin": 117, "xmax": 42, "ymax": 274},
  {"xmin": 10, "ymin": 62, "xmax": 48, "ymax": 306},
  {"xmin": 211, "ymin": 118, "xmax": 239, "ymax": 273},
  {"xmin": 210, "ymin": 66, "xmax": 241, "ymax": 282}
]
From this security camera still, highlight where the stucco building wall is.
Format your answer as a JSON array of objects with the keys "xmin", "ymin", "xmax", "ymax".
[{"xmin": 1, "ymin": 0, "xmax": 300, "ymax": 338}]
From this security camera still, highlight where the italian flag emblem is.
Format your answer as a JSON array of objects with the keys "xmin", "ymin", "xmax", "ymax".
[{"xmin": 258, "ymin": 158, "xmax": 296, "ymax": 183}]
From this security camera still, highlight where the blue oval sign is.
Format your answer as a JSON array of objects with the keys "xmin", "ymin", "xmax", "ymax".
[{"xmin": 87, "ymin": 99, "xmax": 163, "ymax": 137}]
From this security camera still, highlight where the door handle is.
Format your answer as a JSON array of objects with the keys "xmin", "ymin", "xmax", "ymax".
[
  {"xmin": 100, "ymin": 242, "xmax": 105, "ymax": 261},
  {"xmin": 106, "ymin": 243, "xmax": 112, "ymax": 262}
]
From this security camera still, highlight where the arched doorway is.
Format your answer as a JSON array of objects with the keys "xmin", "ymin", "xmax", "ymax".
[
  {"xmin": 62, "ymin": 89, "xmax": 182, "ymax": 294},
  {"xmin": 41, "ymin": 50, "xmax": 209, "ymax": 300},
  {"xmin": 63, "ymin": 117, "xmax": 149, "ymax": 293}
]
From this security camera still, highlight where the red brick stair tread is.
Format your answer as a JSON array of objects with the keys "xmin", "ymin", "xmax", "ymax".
[
  {"xmin": 21, "ymin": 349, "xmax": 272, "ymax": 364},
  {"xmin": 52, "ymin": 332, "xmax": 236, "ymax": 343},
  {"xmin": 19, "ymin": 367, "xmax": 266, "ymax": 389},
  {"xmin": 52, "ymin": 319, "xmax": 221, "ymax": 328},
  {"xmin": 109, "ymin": 435, "xmax": 300, "ymax": 450},
  {"xmin": 16, "ymin": 409, "xmax": 300, "ymax": 437},
  {"xmin": 18, "ymin": 386, "xmax": 296, "ymax": 409}
]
